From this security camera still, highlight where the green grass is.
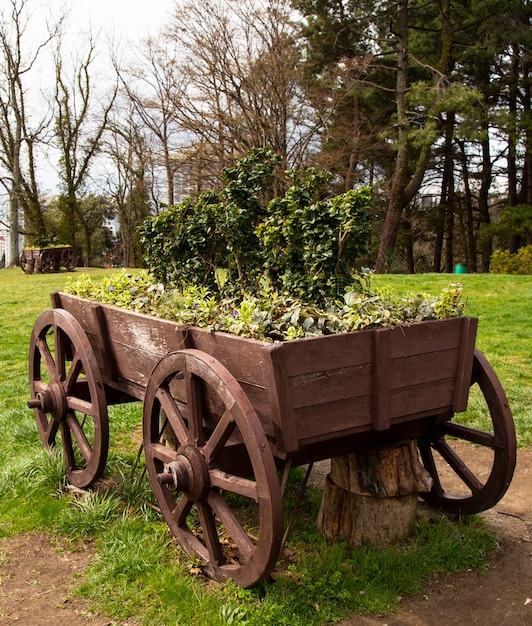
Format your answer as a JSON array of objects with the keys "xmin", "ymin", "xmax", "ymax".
[
  {"xmin": 373, "ymin": 273, "xmax": 532, "ymax": 445},
  {"xmin": 0, "ymin": 267, "xmax": 530, "ymax": 625}
]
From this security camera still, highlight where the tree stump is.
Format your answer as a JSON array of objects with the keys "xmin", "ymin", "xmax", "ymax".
[{"xmin": 317, "ymin": 441, "xmax": 433, "ymax": 546}]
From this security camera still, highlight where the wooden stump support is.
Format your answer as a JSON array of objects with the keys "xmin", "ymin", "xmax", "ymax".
[{"xmin": 317, "ymin": 442, "xmax": 433, "ymax": 546}]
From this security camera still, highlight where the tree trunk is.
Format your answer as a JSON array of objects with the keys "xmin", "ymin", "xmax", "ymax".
[{"xmin": 317, "ymin": 442, "xmax": 432, "ymax": 547}]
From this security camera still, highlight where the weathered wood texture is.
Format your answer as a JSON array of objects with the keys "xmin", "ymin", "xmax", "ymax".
[
  {"xmin": 317, "ymin": 442, "xmax": 433, "ymax": 546},
  {"xmin": 52, "ymin": 293, "xmax": 477, "ymax": 457}
]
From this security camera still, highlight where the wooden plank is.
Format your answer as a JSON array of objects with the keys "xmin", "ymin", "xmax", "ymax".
[
  {"xmin": 275, "ymin": 330, "xmax": 374, "ymax": 376},
  {"xmin": 285, "ymin": 364, "xmax": 372, "ymax": 408},
  {"xmin": 294, "ymin": 395, "xmax": 373, "ymax": 443},
  {"xmin": 389, "ymin": 348, "xmax": 458, "ymax": 389},
  {"xmin": 388, "ymin": 317, "xmax": 465, "ymax": 358},
  {"xmin": 390, "ymin": 377, "xmax": 455, "ymax": 418},
  {"xmin": 372, "ymin": 327, "xmax": 390, "ymax": 431},
  {"xmin": 452, "ymin": 317, "xmax": 478, "ymax": 412}
]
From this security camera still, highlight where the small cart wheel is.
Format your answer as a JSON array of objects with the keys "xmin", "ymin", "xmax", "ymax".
[
  {"xmin": 39, "ymin": 250, "xmax": 57, "ymax": 273},
  {"xmin": 28, "ymin": 308, "xmax": 109, "ymax": 488},
  {"xmin": 143, "ymin": 349, "xmax": 283, "ymax": 588},
  {"xmin": 418, "ymin": 349, "xmax": 516, "ymax": 515},
  {"xmin": 60, "ymin": 248, "xmax": 78, "ymax": 271}
]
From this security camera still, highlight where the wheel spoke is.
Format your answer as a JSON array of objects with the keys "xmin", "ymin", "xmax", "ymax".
[
  {"xmin": 150, "ymin": 442, "xmax": 178, "ymax": 465},
  {"xmin": 60, "ymin": 421, "xmax": 76, "ymax": 471},
  {"xmin": 64, "ymin": 355, "xmax": 83, "ymax": 393},
  {"xmin": 67, "ymin": 396, "xmax": 94, "ymax": 415},
  {"xmin": 207, "ymin": 490, "xmax": 255, "ymax": 561},
  {"xmin": 184, "ymin": 371, "xmax": 205, "ymax": 446},
  {"xmin": 197, "ymin": 501, "xmax": 224, "ymax": 566},
  {"xmin": 36, "ymin": 336, "xmax": 56, "ymax": 378},
  {"xmin": 433, "ymin": 438, "xmax": 483, "ymax": 494},
  {"xmin": 202, "ymin": 409, "xmax": 235, "ymax": 463},
  {"xmin": 53, "ymin": 324, "xmax": 67, "ymax": 379},
  {"xmin": 65, "ymin": 412, "xmax": 93, "ymax": 463},
  {"xmin": 171, "ymin": 493, "xmax": 193, "ymax": 525},
  {"xmin": 209, "ymin": 469, "xmax": 258, "ymax": 502},
  {"xmin": 419, "ymin": 443, "xmax": 443, "ymax": 495},
  {"xmin": 157, "ymin": 387, "xmax": 189, "ymax": 445},
  {"xmin": 440, "ymin": 421, "xmax": 495, "ymax": 448},
  {"xmin": 44, "ymin": 417, "xmax": 60, "ymax": 446}
]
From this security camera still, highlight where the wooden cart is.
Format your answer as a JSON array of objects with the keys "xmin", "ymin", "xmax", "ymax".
[
  {"xmin": 20, "ymin": 247, "xmax": 78, "ymax": 273},
  {"xmin": 27, "ymin": 292, "xmax": 516, "ymax": 587}
]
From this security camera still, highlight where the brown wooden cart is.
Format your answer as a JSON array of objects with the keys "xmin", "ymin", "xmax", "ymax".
[
  {"xmin": 27, "ymin": 292, "xmax": 516, "ymax": 587},
  {"xmin": 20, "ymin": 247, "xmax": 78, "ymax": 273}
]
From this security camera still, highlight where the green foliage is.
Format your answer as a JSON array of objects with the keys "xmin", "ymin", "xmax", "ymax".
[
  {"xmin": 257, "ymin": 168, "xmax": 374, "ymax": 302},
  {"xmin": 138, "ymin": 149, "xmax": 374, "ymax": 304},
  {"xmin": 139, "ymin": 148, "xmax": 281, "ymax": 288},
  {"xmin": 64, "ymin": 270, "xmax": 154, "ymax": 308},
  {"xmin": 65, "ymin": 271, "xmax": 466, "ymax": 342},
  {"xmin": 488, "ymin": 204, "xmax": 532, "ymax": 240},
  {"xmin": 489, "ymin": 245, "xmax": 532, "ymax": 275}
]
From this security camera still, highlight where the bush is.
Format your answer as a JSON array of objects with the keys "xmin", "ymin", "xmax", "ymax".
[
  {"xmin": 138, "ymin": 148, "xmax": 281, "ymax": 290},
  {"xmin": 490, "ymin": 245, "xmax": 532, "ymax": 274},
  {"xmin": 138, "ymin": 148, "xmax": 374, "ymax": 306}
]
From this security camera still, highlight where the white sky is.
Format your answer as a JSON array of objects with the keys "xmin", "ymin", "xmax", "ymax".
[
  {"xmin": 19, "ymin": 0, "xmax": 176, "ymax": 194},
  {"xmin": 66, "ymin": 0, "xmax": 174, "ymax": 40}
]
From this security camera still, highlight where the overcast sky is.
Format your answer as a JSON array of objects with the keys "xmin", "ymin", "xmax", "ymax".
[
  {"xmin": 67, "ymin": 0, "xmax": 174, "ymax": 40},
  {"xmin": 18, "ymin": 0, "xmax": 176, "ymax": 194}
]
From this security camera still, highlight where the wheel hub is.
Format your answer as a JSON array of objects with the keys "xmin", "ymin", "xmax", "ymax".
[
  {"xmin": 156, "ymin": 445, "xmax": 210, "ymax": 501},
  {"xmin": 28, "ymin": 381, "xmax": 68, "ymax": 421}
]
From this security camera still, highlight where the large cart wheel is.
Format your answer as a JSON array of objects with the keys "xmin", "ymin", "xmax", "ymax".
[
  {"xmin": 60, "ymin": 248, "xmax": 78, "ymax": 271},
  {"xmin": 39, "ymin": 250, "xmax": 56, "ymax": 273},
  {"xmin": 143, "ymin": 349, "xmax": 283, "ymax": 588},
  {"xmin": 28, "ymin": 308, "xmax": 109, "ymax": 488},
  {"xmin": 418, "ymin": 349, "xmax": 516, "ymax": 515}
]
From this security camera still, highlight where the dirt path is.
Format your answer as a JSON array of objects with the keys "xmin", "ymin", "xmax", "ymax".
[{"xmin": 1, "ymin": 448, "xmax": 531, "ymax": 625}]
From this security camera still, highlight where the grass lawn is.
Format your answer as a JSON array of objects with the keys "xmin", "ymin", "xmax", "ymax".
[{"xmin": 0, "ymin": 267, "xmax": 530, "ymax": 625}]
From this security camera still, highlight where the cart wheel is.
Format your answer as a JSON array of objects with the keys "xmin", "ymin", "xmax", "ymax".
[
  {"xmin": 28, "ymin": 308, "xmax": 109, "ymax": 488},
  {"xmin": 60, "ymin": 248, "xmax": 78, "ymax": 271},
  {"xmin": 39, "ymin": 250, "xmax": 56, "ymax": 273},
  {"xmin": 20, "ymin": 254, "xmax": 27, "ymax": 273},
  {"xmin": 418, "ymin": 349, "xmax": 516, "ymax": 515},
  {"xmin": 143, "ymin": 349, "xmax": 283, "ymax": 588}
]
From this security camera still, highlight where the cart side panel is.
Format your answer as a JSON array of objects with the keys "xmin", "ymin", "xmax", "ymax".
[
  {"xmin": 52, "ymin": 293, "xmax": 279, "ymax": 438},
  {"xmin": 273, "ymin": 317, "xmax": 477, "ymax": 449}
]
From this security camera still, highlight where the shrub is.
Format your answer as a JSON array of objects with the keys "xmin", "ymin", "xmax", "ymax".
[
  {"xmin": 490, "ymin": 245, "xmax": 532, "ymax": 274},
  {"xmin": 138, "ymin": 148, "xmax": 281, "ymax": 290},
  {"xmin": 138, "ymin": 149, "xmax": 374, "ymax": 306}
]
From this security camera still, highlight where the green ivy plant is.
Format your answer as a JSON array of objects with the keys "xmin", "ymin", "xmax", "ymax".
[
  {"xmin": 65, "ymin": 271, "xmax": 466, "ymax": 343},
  {"xmin": 257, "ymin": 168, "xmax": 373, "ymax": 303},
  {"xmin": 138, "ymin": 148, "xmax": 374, "ymax": 306},
  {"xmin": 138, "ymin": 148, "xmax": 281, "ymax": 291}
]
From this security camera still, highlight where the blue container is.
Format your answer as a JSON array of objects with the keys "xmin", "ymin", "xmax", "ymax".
[{"xmin": 454, "ymin": 264, "xmax": 467, "ymax": 274}]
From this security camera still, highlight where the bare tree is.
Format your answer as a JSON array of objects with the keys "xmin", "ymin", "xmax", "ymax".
[
  {"xmin": 0, "ymin": 0, "xmax": 59, "ymax": 265},
  {"xmin": 116, "ymin": 39, "xmax": 184, "ymax": 207},
  {"xmin": 103, "ymin": 106, "xmax": 153, "ymax": 267},
  {"xmin": 54, "ymin": 33, "xmax": 117, "ymax": 264},
  {"xmin": 164, "ymin": 0, "xmax": 319, "ymax": 182}
]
